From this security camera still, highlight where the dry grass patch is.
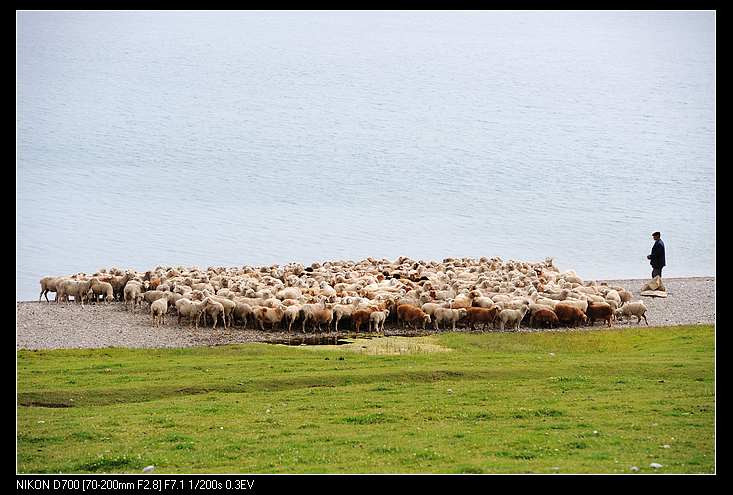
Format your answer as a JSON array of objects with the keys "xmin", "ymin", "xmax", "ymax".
[{"xmin": 301, "ymin": 336, "xmax": 453, "ymax": 355}]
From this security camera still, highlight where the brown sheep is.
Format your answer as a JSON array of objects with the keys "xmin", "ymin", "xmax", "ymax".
[
  {"xmin": 254, "ymin": 306, "xmax": 285, "ymax": 331},
  {"xmin": 586, "ymin": 302, "xmax": 613, "ymax": 327},
  {"xmin": 351, "ymin": 309, "xmax": 374, "ymax": 333},
  {"xmin": 307, "ymin": 308, "xmax": 334, "ymax": 332},
  {"xmin": 396, "ymin": 304, "xmax": 431, "ymax": 330},
  {"xmin": 39, "ymin": 276, "xmax": 63, "ymax": 303},
  {"xmin": 465, "ymin": 307, "xmax": 499, "ymax": 331},
  {"xmin": 529, "ymin": 308, "xmax": 559, "ymax": 328},
  {"xmin": 553, "ymin": 304, "xmax": 587, "ymax": 327}
]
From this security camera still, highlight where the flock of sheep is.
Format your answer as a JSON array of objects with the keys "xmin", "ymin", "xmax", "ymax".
[{"xmin": 38, "ymin": 256, "xmax": 650, "ymax": 334}]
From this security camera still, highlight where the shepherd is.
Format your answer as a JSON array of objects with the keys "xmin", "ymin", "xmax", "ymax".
[{"xmin": 646, "ymin": 231, "xmax": 666, "ymax": 279}]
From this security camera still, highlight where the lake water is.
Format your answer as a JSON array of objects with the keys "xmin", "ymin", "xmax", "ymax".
[{"xmin": 17, "ymin": 11, "xmax": 715, "ymax": 301}]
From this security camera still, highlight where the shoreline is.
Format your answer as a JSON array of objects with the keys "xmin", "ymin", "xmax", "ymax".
[{"xmin": 16, "ymin": 277, "xmax": 715, "ymax": 350}]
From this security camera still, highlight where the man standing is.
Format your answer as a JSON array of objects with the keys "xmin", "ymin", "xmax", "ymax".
[{"xmin": 647, "ymin": 231, "xmax": 666, "ymax": 278}]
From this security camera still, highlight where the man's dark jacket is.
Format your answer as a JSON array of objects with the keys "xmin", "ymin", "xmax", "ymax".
[{"xmin": 650, "ymin": 239, "xmax": 666, "ymax": 269}]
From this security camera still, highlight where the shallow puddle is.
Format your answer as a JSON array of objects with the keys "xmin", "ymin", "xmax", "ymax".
[{"xmin": 267, "ymin": 335, "xmax": 353, "ymax": 346}]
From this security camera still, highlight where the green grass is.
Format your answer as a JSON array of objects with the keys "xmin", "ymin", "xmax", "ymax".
[{"xmin": 16, "ymin": 324, "xmax": 715, "ymax": 474}]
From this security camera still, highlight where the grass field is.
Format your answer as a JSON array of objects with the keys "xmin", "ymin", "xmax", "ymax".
[{"xmin": 16, "ymin": 325, "xmax": 715, "ymax": 474}]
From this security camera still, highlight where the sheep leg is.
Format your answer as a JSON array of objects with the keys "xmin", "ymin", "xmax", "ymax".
[{"xmin": 643, "ymin": 314, "xmax": 648, "ymax": 325}]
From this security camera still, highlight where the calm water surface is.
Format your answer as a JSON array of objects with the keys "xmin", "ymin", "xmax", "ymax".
[{"xmin": 17, "ymin": 11, "xmax": 715, "ymax": 300}]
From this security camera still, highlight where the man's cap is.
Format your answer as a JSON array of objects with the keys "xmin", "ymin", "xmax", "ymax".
[{"xmin": 652, "ymin": 231, "xmax": 661, "ymax": 237}]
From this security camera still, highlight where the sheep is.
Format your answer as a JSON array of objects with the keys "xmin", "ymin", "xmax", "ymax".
[
  {"xmin": 307, "ymin": 307, "xmax": 334, "ymax": 332},
  {"xmin": 39, "ymin": 276, "xmax": 61, "ymax": 303},
  {"xmin": 143, "ymin": 290, "xmax": 168, "ymax": 307},
  {"xmin": 396, "ymin": 304, "xmax": 431, "ymax": 330},
  {"xmin": 88, "ymin": 278, "xmax": 114, "ymax": 304},
  {"xmin": 201, "ymin": 291, "xmax": 236, "ymax": 328},
  {"xmin": 123, "ymin": 282, "xmax": 144, "ymax": 312},
  {"xmin": 332, "ymin": 304, "xmax": 356, "ymax": 332},
  {"xmin": 614, "ymin": 301, "xmax": 649, "ymax": 325},
  {"xmin": 150, "ymin": 297, "xmax": 168, "ymax": 327},
  {"xmin": 40, "ymin": 259, "xmax": 637, "ymax": 337},
  {"xmin": 110, "ymin": 272, "xmax": 134, "ymax": 301},
  {"xmin": 54, "ymin": 278, "xmax": 72, "ymax": 305},
  {"xmin": 57, "ymin": 279, "xmax": 93, "ymax": 306},
  {"xmin": 283, "ymin": 304, "xmax": 302, "ymax": 332},
  {"xmin": 449, "ymin": 293, "xmax": 474, "ymax": 309},
  {"xmin": 234, "ymin": 302, "xmax": 255, "ymax": 329},
  {"xmin": 433, "ymin": 308, "xmax": 467, "ymax": 332},
  {"xmin": 618, "ymin": 289, "xmax": 633, "ymax": 306},
  {"xmin": 465, "ymin": 307, "xmax": 499, "ymax": 331},
  {"xmin": 253, "ymin": 306, "xmax": 285, "ymax": 331},
  {"xmin": 300, "ymin": 303, "xmax": 327, "ymax": 333},
  {"xmin": 471, "ymin": 296, "xmax": 495, "ymax": 309},
  {"xmin": 497, "ymin": 305, "xmax": 529, "ymax": 331},
  {"xmin": 529, "ymin": 308, "xmax": 559, "ymax": 328},
  {"xmin": 369, "ymin": 309, "xmax": 389, "ymax": 333},
  {"xmin": 201, "ymin": 297, "xmax": 226, "ymax": 330},
  {"xmin": 277, "ymin": 287, "xmax": 302, "ymax": 300},
  {"xmin": 421, "ymin": 302, "xmax": 445, "ymax": 318},
  {"xmin": 604, "ymin": 289, "xmax": 622, "ymax": 308},
  {"xmin": 586, "ymin": 302, "xmax": 614, "ymax": 327},
  {"xmin": 164, "ymin": 292, "xmax": 185, "ymax": 313},
  {"xmin": 556, "ymin": 298, "xmax": 587, "ymax": 313},
  {"xmin": 175, "ymin": 298, "xmax": 207, "ymax": 329},
  {"xmin": 351, "ymin": 309, "xmax": 374, "ymax": 333},
  {"xmin": 553, "ymin": 304, "xmax": 587, "ymax": 327}
]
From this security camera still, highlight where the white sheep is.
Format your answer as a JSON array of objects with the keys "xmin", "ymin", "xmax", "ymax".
[
  {"xmin": 88, "ymin": 278, "xmax": 114, "ymax": 304},
  {"xmin": 614, "ymin": 301, "xmax": 649, "ymax": 325},
  {"xmin": 202, "ymin": 297, "xmax": 226, "ymax": 330},
  {"xmin": 331, "ymin": 303, "xmax": 355, "ymax": 332},
  {"xmin": 369, "ymin": 309, "xmax": 390, "ymax": 333},
  {"xmin": 151, "ymin": 297, "xmax": 168, "ymax": 327},
  {"xmin": 498, "ymin": 305, "xmax": 529, "ymax": 331},
  {"xmin": 175, "ymin": 297, "xmax": 207, "ymax": 328},
  {"xmin": 433, "ymin": 308, "xmax": 468, "ymax": 332},
  {"xmin": 123, "ymin": 282, "xmax": 144, "ymax": 312}
]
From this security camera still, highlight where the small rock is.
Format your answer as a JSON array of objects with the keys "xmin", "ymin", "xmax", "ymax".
[
  {"xmin": 447, "ymin": 388, "xmax": 453, "ymax": 394},
  {"xmin": 37, "ymin": 420, "xmax": 45, "ymax": 424},
  {"xmin": 266, "ymin": 409, "xmax": 271, "ymax": 413},
  {"xmin": 142, "ymin": 465, "xmax": 155, "ymax": 473},
  {"xmin": 630, "ymin": 466, "xmax": 639, "ymax": 472},
  {"xmin": 649, "ymin": 462, "xmax": 663, "ymax": 469},
  {"xmin": 549, "ymin": 352, "xmax": 555, "ymax": 356},
  {"xmin": 662, "ymin": 444, "xmax": 670, "ymax": 449},
  {"xmin": 593, "ymin": 430, "xmax": 598, "ymax": 435}
]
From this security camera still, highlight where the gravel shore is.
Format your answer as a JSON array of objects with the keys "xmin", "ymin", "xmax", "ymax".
[{"xmin": 16, "ymin": 277, "xmax": 715, "ymax": 350}]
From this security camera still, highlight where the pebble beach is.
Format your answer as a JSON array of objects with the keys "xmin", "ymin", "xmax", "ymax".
[{"xmin": 16, "ymin": 277, "xmax": 715, "ymax": 350}]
